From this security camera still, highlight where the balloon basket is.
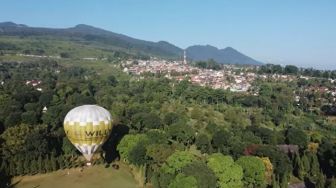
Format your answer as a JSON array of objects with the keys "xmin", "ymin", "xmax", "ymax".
[{"xmin": 86, "ymin": 162, "xmax": 92, "ymax": 166}]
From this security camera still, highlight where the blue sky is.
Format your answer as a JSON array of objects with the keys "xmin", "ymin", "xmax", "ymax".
[{"xmin": 1, "ymin": 0, "xmax": 335, "ymax": 70}]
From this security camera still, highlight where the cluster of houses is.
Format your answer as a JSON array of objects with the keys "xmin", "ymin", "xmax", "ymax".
[
  {"xmin": 123, "ymin": 59, "xmax": 256, "ymax": 92},
  {"xmin": 122, "ymin": 58, "xmax": 336, "ymax": 98},
  {"xmin": 17, "ymin": 53, "xmax": 61, "ymax": 59},
  {"xmin": 25, "ymin": 79, "xmax": 43, "ymax": 91},
  {"xmin": 258, "ymin": 74, "xmax": 297, "ymax": 82},
  {"xmin": 294, "ymin": 76, "xmax": 336, "ymax": 104}
]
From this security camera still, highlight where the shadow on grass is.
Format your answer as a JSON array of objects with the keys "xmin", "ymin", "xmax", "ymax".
[{"xmin": 7, "ymin": 178, "xmax": 21, "ymax": 188}]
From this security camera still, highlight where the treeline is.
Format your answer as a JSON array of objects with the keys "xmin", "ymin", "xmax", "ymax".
[
  {"xmin": 259, "ymin": 64, "xmax": 336, "ymax": 79},
  {"xmin": 193, "ymin": 59, "xmax": 222, "ymax": 70}
]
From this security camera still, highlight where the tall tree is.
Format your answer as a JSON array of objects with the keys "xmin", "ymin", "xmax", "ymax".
[
  {"xmin": 206, "ymin": 153, "xmax": 243, "ymax": 188},
  {"xmin": 280, "ymin": 173, "xmax": 289, "ymax": 188},
  {"xmin": 315, "ymin": 170, "xmax": 326, "ymax": 188},
  {"xmin": 182, "ymin": 161, "xmax": 217, "ymax": 188},
  {"xmin": 286, "ymin": 128, "xmax": 308, "ymax": 150},
  {"xmin": 329, "ymin": 177, "xmax": 336, "ymax": 188},
  {"xmin": 293, "ymin": 153, "xmax": 305, "ymax": 180},
  {"xmin": 128, "ymin": 143, "xmax": 147, "ymax": 166},
  {"xmin": 168, "ymin": 173, "xmax": 198, "ymax": 188},
  {"xmin": 161, "ymin": 151, "xmax": 196, "ymax": 175},
  {"xmin": 236, "ymin": 156, "xmax": 266, "ymax": 187},
  {"xmin": 117, "ymin": 134, "xmax": 148, "ymax": 162},
  {"xmin": 195, "ymin": 133, "xmax": 211, "ymax": 153}
]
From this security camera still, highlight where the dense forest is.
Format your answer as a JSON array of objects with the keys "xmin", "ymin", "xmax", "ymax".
[{"xmin": 0, "ymin": 59, "xmax": 336, "ymax": 188}]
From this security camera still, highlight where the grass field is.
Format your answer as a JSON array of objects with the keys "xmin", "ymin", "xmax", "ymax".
[{"xmin": 11, "ymin": 164, "xmax": 139, "ymax": 188}]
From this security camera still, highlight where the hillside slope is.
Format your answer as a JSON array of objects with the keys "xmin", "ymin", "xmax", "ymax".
[
  {"xmin": 186, "ymin": 45, "xmax": 263, "ymax": 65},
  {"xmin": 0, "ymin": 22, "xmax": 183, "ymax": 58},
  {"xmin": 0, "ymin": 22, "xmax": 263, "ymax": 64}
]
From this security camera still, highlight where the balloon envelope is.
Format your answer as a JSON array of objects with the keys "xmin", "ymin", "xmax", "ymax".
[{"xmin": 63, "ymin": 105, "xmax": 112, "ymax": 161}]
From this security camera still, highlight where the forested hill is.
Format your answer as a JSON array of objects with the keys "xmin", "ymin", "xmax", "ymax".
[
  {"xmin": 186, "ymin": 45, "xmax": 263, "ymax": 65},
  {"xmin": 0, "ymin": 22, "xmax": 183, "ymax": 58},
  {"xmin": 0, "ymin": 22, "xmax": 263, "ymax": 65}
]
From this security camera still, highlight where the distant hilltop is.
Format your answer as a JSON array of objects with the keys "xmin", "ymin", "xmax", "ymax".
[
  {"xmin": 0, "ymin": 21, "xmax": 263, "ymax": 65},
  {"xmin": 186, "ymin": 45, "xmax": 262, "ymax": 65}
]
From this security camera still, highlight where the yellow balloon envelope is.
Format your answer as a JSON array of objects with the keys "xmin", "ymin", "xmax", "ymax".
[{"xmin": 63, "ymin": 105, "xmax": 112, "ymax": 161}]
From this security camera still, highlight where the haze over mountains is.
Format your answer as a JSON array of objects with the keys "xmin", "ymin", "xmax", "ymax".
[{"xmin": 0, "ymin": 22, "xmax": 262, "ymax": 65}]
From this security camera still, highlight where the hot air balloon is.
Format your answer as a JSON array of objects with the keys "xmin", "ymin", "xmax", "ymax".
[{"xmin": 63, "ymin": 105, "xmax": 112, "ymax": 165}]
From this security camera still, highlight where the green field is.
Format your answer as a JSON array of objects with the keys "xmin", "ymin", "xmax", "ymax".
[{"xmin": 11, "ymin": 164, "xmax": 139, "ymax": 188}]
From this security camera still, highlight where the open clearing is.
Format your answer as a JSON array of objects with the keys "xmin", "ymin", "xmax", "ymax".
[{"xmin": 12, "ymin": 164, "xmax": 139, "ymax": 188}]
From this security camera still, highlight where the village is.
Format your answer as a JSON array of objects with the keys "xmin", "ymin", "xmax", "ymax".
[
  {"xmin": 121, "ymin": 57, "xmax": 310, "ymax": 93},
  {"xmin": 121, "ymin": 57, "xmax": 336, "ymax": 108},
  {"xmin": 122, "ymin": 58, "xmax": 257, "ymax": 92}
]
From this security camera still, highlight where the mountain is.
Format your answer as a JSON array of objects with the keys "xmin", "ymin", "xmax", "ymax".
[
  {"xmin": 0, "ymin": 22, "xmax": 27, "ymax": 28},
  {"xmin": 186, "ymin": 45, "xmax": 263, "ymax": 65},
  {"xmin": 0, "ymin": 22, "xmax": 183, "ymax": 58},
  {"xmin": 0, "ymin": 22, "xmax": 263, "ymax": 65}
]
